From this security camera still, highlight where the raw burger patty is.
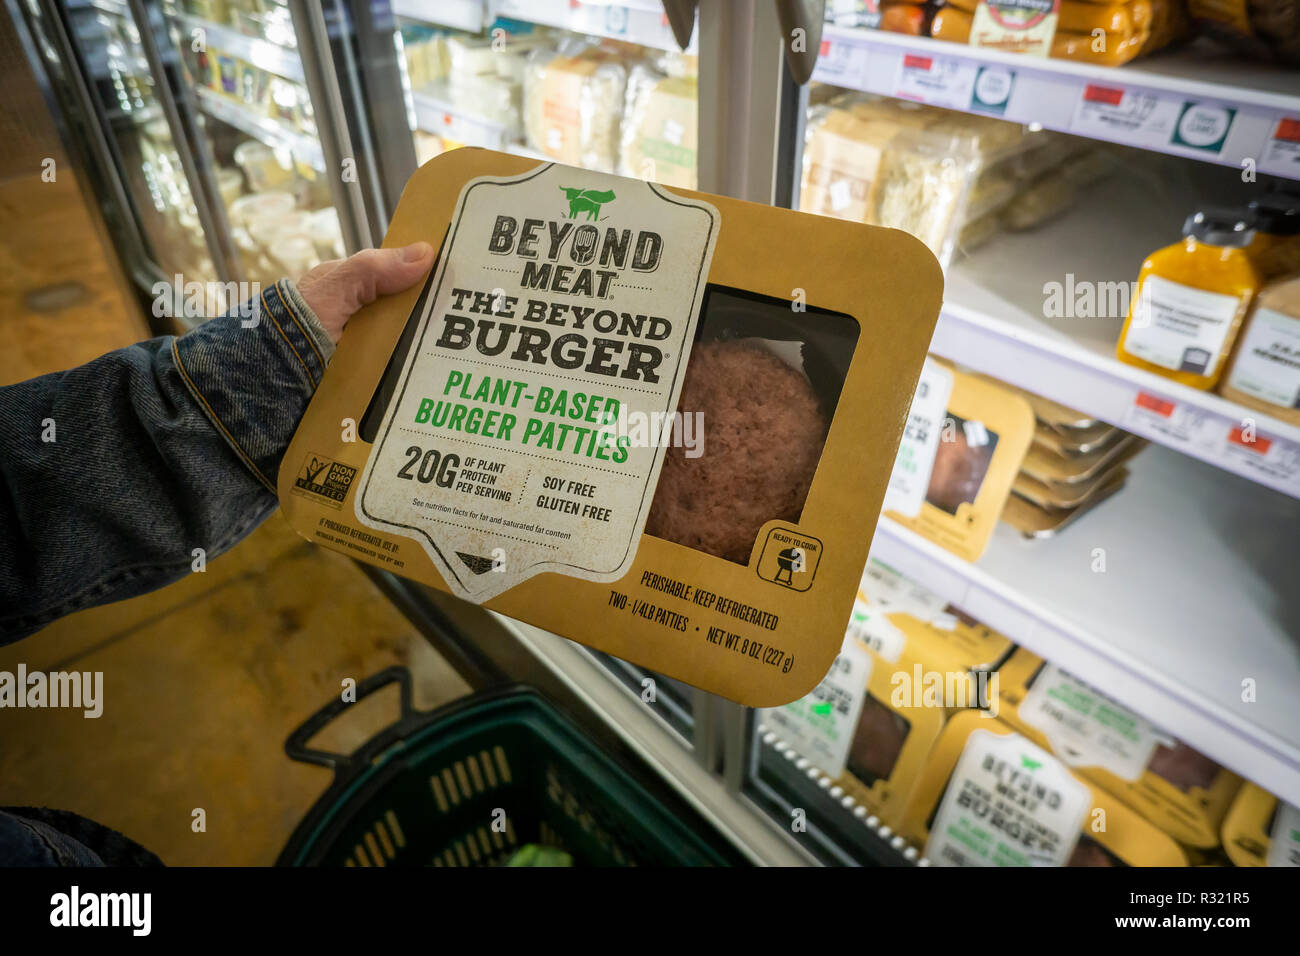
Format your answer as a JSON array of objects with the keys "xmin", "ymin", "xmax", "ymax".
[{"xmin": 646, "ymin": 340, "xmax": 826, "ymax": 563}]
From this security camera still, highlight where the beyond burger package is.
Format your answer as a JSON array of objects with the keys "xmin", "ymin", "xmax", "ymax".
[
  {"xmin": 996, "ymin": 649, "xmax": 1243, "ymax": 848},
  {"xmin": 761, "ymin": 626, "xmax": 946, "ymax": 831},
  {"xmin": 1221, "ymin": 782, "xmax": 1300, "ymax": 867},
  {"xmin": 279, "ymin": 149, "xmax": 943, "ymax": 707},
  {"xmin": 902, "ymin": 711, "xmax": 1188, "ymax": 866},
  {"xmin": 884, "ymin": 366, "xmax": 1035, "ymax": 561}
]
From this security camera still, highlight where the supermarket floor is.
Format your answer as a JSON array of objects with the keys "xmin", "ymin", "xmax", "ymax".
[
  {"xmin": 0, "ymin": 512, "xmax": 471, "ymax": 865},
  {"xmin": 0, "ymin": 47, "xmax": 472, "ymax": 860}
]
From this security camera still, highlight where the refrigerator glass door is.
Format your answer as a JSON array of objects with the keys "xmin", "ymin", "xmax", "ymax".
[{"xmin": 388, "ymin": 1, "xmax": 700, "ymax": 189}]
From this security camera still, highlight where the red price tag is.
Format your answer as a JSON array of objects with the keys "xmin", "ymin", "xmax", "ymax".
[
  {"xmin": 1229, "ymin": 427, "xmax": 1272, "ymax": 454},
  {"xmin": 1084, "ymin": 84, "xmax": 1124, "ymax": 106},
  {"xmin": 1135, "ymin": 392, "xmax": 1175, "ymax": 417}
]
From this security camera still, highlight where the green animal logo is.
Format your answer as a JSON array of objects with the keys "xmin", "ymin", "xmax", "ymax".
[
  {"xmin": 561, "ymin": 186, "xmax": 615, "ymax": 221},
  {"xmin": 1020, "ymin": 755, "xmax": 1042, "ymax": 771}
]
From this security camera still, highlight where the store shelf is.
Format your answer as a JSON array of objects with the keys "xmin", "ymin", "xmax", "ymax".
[
  {"xmin": 392, "ymin": 0, "xmax": 487, "ymax": 33},
  {"xmin": 194, "ymin": 86, "xmax": 324, "ymax": 171},
  {"xmin": 933, "ymin": 169, "xmax": 1300, "ymax": 501},
  {"xmin": 88, "ymin": 0, "xmax": 129, "ymax": 16},
  {"xmin": 411, "ymin": 84, "xmax": 512, "ymax": 149},
  {"xmin": 868, "ymin": 443, "xmax": 1300, "ymax": 806},
  {"xmin": 815, "ymin": 29, "xmax": 1300, "ymax": 180},
  {"xmin": 170, "ymin": 12, "xmax": 303, "ymax": 83},
  {"xmin": 495, "ymin": 0, "xmax": 696, "ymax": 53}
]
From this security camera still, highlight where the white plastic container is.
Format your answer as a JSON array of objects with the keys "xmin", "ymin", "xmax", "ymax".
[{"xmin": 229, "ymin": 190, "xmax": 295, "ymax": 227}]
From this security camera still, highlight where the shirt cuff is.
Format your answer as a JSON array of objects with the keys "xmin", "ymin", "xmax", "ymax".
[{"xmin": 280, "ymin": 278, "xmax": 337, "ymax": 365}]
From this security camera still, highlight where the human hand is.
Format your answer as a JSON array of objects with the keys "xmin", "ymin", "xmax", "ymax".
[{"xmin": 296, "ymin": 242, "xmax": 435, "ymax": 344}]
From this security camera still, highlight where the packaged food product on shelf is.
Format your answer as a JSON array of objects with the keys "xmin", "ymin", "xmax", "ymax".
[
  {"xmin": 233, "ymin": 139, "xmax": 293, "ymax": 192},
  {"xmin": 1243, "ymin": 193, "xmax": 1300, "ymax": 279},
  {"xmin": 1188, "ymin": 0, "xmax": 1300, "ymax": 63},
  {"xmin": 1219, "ymin": 276, "xmax": 1300, "ymax": 427},
  {"xmin": 762, "ymin": 626, "xmax": 945, "ymax": 830},
  {"xmin": 801, "ymin": 93, "xmax": 1094, "ymax": 267},
  {"xmin": 902, "ymin": 711, "xmax": 1189, "ymax": 865},
  {"xmin": 1221, "ymin": 782, "xmax": 1300, "ymax": 866},
  {"xmin": 279, "ymin": 149, "xmax": 944, "ymax": 707},
  {"xmin": 826, "ymin": 0, "xmax": 939, "ymax": 33},
  {"xmin": 619, "ymin": 53, "xmax": 698, "ymax": 188},
  {"xmin": 399, "ymin": 25, "xmax": 449, "ymax": 90},
  {"xmin": 995, "ymin": 649, "xmax": 1244, "ymax": 848},
  {"xmin": 929, "ymin": 0, "xmax": 1186, "ymax": 64},
  {"xmin": 523, "ymin": 39, "xmax": 638, "ymax": 172},
  {"xmin": 856, "ymin": 559, "xmax": 1014, "ymax": 707},
  {"xmin": 1116, "ymin": 209, "xmax": 1262, "ymax": 390},
  {"xmin": 885, "ymin": 366, "xmax": 1035, "ymax": 561},
  {"xmin": 1019, "ymin": 431, "xmax": 1143, "ymax": 483}
]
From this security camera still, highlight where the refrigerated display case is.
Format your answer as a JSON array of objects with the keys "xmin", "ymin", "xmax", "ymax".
[
  {"xmin": 710, "ymin": 5, "xmax": 1300, "ymax": 868},
  {"xmin": 13, "ymin": 0, "xmax": 375, "ymax": 319}
]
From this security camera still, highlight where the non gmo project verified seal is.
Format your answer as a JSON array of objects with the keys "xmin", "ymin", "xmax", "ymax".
[{"xmin": 293, "ymin": 453, "xmax": 356, "ymax": 509}]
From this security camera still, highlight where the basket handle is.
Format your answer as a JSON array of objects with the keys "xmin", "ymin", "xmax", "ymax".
[{"xmin": 284, "ymin": 666, "xmax": 418, "ymax": 772}]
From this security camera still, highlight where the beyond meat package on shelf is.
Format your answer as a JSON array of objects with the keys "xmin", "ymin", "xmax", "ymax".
[{"xmin": 279, "ymin": 148, "xmax": 943, "ymax": 707}]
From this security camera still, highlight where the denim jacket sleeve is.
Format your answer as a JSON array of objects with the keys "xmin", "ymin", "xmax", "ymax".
[{"xmin": 0, "ymin": 280, "xmax": 334, "ymax": 643}]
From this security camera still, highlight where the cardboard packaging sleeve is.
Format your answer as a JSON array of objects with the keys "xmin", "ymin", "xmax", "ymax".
[
  {"xmin": 995, "ymin": 648, "xmax": 1242, "ymax": 848},
  {"xmin": 278, "ymin": 149, "xmax": 943, "ymax": 707},
  {"xmin": 902, "ymin": 710, "xmax": 1189, "ymax": 866}
]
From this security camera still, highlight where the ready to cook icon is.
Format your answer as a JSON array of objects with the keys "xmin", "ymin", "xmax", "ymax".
[
  {"xmin": 774, "ymin": 547, "xmax": 805, "ymax": 586},
  {"xmin": 561, "ymin": 186, "xmax": 615, "ymax": 220}
]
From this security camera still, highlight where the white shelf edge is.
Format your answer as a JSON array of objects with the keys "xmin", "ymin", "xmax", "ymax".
[
  {"xmin": 494, "ymin": 0, "xmax": 696, "ymax": 54},
  {"xmin": 392, "ymin": 0, "xmax": 488, "ymax": 33},
  {"xmin": 411, "ymin": 87, "xmax": 511, "ymax": 149},
  {"xmin": 195, "ymin": 87, "xmax": 324, "ymax": 172},
  {"xmin": 815, "ymin": 28, "xmax": 1300, "ymax": 180},
  {"xmin": 868, "ymin": 515, "xmax": 1300, "ymax": 807},
  {"xmin": 171, "ymin": 12, "xmax": 304, "ymax": 84}
]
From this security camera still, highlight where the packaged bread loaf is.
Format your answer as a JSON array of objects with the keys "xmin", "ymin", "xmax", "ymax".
[
  {"xmin": 524, "ymin": 40, "xmax": 635, "ymax": 172},
  {"xmin": 800, "ymin": 94, "xmax": 1037, "ymax": 268},
  {"xmin": 618, "ymin": 54, "xmax": 698, "ymax": 188}
]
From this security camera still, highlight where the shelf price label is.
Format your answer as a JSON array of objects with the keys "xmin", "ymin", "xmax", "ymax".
[
  {"xmin": 894, "ymin": 53, "xmax": 978, "ymax": 110},
  {"xmin": 1222, "ymin": 424, "xmax": 1300, "ymax": 490},
  {"xmin": 1124, "ymin": 390, "xmax": 1300, "ymax": 495},
  {"xmin": 813, "ymin": 37, "xmax": 870, "ymax": 89},
  {"xmin": 1071, "ymin": 86, "xmax": 1236, "ymax": 156},
  {"xmin": 1122, "ymin": 390, "xmax": 1217, "ymax": 450},
  {"xmin": 1260, "ymin": 116, "xmax": 1300, "ymax": 179}
]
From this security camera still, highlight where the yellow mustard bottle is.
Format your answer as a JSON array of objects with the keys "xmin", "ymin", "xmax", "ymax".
[
  {"xmin": 1244, "ymin": 195, "xmax": 1300, "ymax": 280},
  {"xmin": 1116, "ymin": 210, "xmax": 1261, "ymax": 390}
]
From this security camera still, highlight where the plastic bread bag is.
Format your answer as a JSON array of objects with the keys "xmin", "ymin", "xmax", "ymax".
[
  {"xmin": 618, "ymin": 59, "xmax": 698, "ymax": 188},
  {"xmin": 523, "ymin": 38, "xmax": 636, "ymax": 172},
  {"xmin": 801, "ymin": 94, "xmax": 1043, "ymax": 268}
]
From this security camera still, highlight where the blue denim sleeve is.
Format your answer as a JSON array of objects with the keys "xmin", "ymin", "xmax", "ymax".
[{"xmin": 0, "ymin": 280, "xmax": 335, "ymax": 643}]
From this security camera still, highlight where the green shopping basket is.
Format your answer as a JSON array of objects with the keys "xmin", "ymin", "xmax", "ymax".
[{"xmin": 278, "ymin": 667, "xmax": 739, "ymax": 866}]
